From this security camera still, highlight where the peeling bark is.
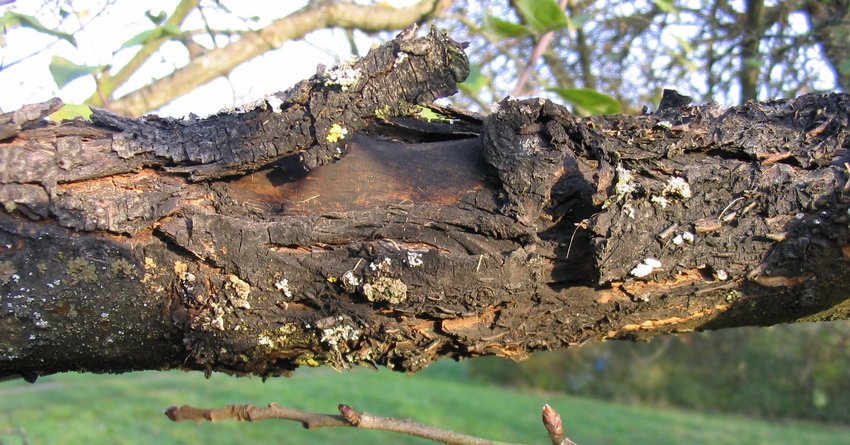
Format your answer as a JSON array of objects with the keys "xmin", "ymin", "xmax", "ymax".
[{"xmin": 1, "ymin": 30, "xmax": 849, "ymax": 381}]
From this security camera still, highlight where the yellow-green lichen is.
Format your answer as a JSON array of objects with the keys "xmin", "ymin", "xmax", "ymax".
[
  {"xmin": 724, "ymin": 289, "xmax": 743, "ymax": 303},
  {"xmin": 375, "ymin": 105, "xmax": 394, "ymax": 122},
  {"xmin": 111, "ymin": 258, "xmax": 137, "ymax": 278},
  {"xmin": 66, "ymin": 257, "xmax": 97, "ymax": 284},
  {"xmin": 798, "ymin": 298, "xmax": 850, "ymax": 322},
  {"xmin": 0, "ymin": 261, "xmax": 16, "ymax": 284},
  {"xmin": 295, "ymin": 353, "xmax": 321, "ymax": 367},
  {"xmin": 256, "ymin": 323, "xmax": 316, "ymax": 352},
  {"xmin": 326, "ymin": 123, "xmax": 348, "ymax": 143},
  {"xmin": 363, "ymin": 276, "xmax": 408, "ymax": 304}
]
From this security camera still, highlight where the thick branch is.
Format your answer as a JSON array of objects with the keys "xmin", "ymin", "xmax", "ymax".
[{"xmin": 1, "ymin": 28, "xmax": 849, "ymax": 381}]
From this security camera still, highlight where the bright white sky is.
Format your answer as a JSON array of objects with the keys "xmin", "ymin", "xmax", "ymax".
[
  {"xmin": 1, "ymin": 0, "xmax": 412, "ymax": 117},
  {"xmin": 0, "ymin": 0, "xmax": 836, "ymax": 116}
]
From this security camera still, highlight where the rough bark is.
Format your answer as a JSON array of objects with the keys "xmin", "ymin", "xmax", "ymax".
[{"xmin": 1, "ymin": 29, "xmax": 849, "ymax": 381}]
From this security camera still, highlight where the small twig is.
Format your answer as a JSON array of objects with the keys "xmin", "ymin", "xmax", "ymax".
[
  {"xmin": 716, "ymin": 196, "xmax": 744, "ymax": 220},
  {"xmin": 338, "ymin": 404, "xmax": 517, "ymax": 445},
  {"xmin": 164, "ymin": 403, "xmax": 349, "ymax": 428},
  {"xmin": 565, "ymin": 219, "xmax": 589, "ymax": 260},
  {"xmin": 166, "ymin": 402, "xmax": 521, "ymax": 445},
  {"xmin": 541, "ymin": 405, "xmax": 578, "ymax": 445},
  {"xmin": 511, "ymin": 0, "xmax": 570, "ymax": 96}
]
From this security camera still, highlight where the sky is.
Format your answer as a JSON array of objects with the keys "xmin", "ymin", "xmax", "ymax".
[
  {"xmin": 0, "ymin": 1, "xmax": 838, "ymax": 117},
  {"xmin": 0, "ymin": 0, "xmax": 406, "ymax": 117}
]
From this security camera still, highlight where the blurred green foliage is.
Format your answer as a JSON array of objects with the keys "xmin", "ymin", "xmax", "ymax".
[
  {"xmin": 2, "ymin": 360, "xmax": 850, "ymax": 444},
  {"xmin": 469, "ymin": 322, "xmax": 850, "ymax": 423}
]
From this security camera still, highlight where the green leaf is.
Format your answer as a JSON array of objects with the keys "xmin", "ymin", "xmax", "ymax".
[
  {"xmin": 48, "ymin": 104, "xmax": 93, "ymax": 123},
  {"xmin": 654, "ymin": 0, "xmax": 677, "ymax": 13},
  {"xmin": 549, "ymin": 88, "xmax": 622, "ymax": 115},
  {"xmin": 673, "ymin": 35, "xmax": 694, "ymax": 54},
  {"xmin": 145, "ymin": 10, "xmax": 167, "ymax": 25},
  {"xmin": 161, "ymin": 23, "xmax": 182, "ymax": 36},
  {"xmin": 513, "ymin": 0, "xmax": 568, "ymax": 35},
  {"xmin": 120, "ymin": 29, "xmax": 158, "ymax": 50},
  {"xmin": 119, "ymin": 24, "xmax": 183, "ymax": 50},
  {"xmin": 459, "ymin": 64, "xmax": 487, "ymax": 95},
  {"xmin": 49, "ymin": 56, "xmax": 101, "ymax": 89},
  {"xmin": 483, "ymin": 15, "xmax": 531, "ymax": 38},
  {"xmin": 672, "ymin": 52, "xmax": 698, "ymax": 72},
  {"xmin": 0, "ymin": 11, "xmax": 77, "ymax": 47}
]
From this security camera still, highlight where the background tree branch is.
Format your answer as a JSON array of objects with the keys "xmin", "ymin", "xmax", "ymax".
[{"xmin": 104, "ymin": 0, "xmax": 451, "ymax": 116}]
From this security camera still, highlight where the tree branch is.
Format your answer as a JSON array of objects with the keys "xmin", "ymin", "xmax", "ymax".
[
  {"xmin": 511, "ymin": 0, "xmax": 569, "ymax": 96},
  {"xmin": 1, "ymin": 27, "xmax": 849, "ymax": 382},
  {"xmin": 106, "ymin": 0, "xmax": 451, "ymax": 116},
  {"xmin": 87, "ymin": 0, "xmax": 200, "ymax": 109},
  {"xmin": 165, "ymin": 401, "xmax": 568, "ymax": 445}
]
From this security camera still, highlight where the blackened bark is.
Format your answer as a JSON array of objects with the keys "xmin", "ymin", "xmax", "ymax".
[{"xmin": 1, "ymin": 28, "xmax": 849, "ymax": 381}]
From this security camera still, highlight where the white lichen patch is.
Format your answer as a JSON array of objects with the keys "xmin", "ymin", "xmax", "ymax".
[
  {"xmin": 326, "ymin": 123, "xmax": 348, "ymax": 143},
  {"xmin": 662, "ymin": 176, "xmax": 692, "ymax": 199},
  {"xmin": 652, "ymin": 176, "xmax": 692, "ymax": 209},
  {"xmin": 320, "ymin": 324, "xmax": 362, "ymax": 347},
  {"xmin": 275, "ymin": 278, "xmax": 293, "ymax": 297},
  {"xmin": 226, "ymin": 274, "xmax": 251, "ymax": 309},
  {"xmin": 630, "ymin": 258, "xmax": 662, "ymax": 278},
  {"xmin": 651, "ymin": 195, "xmax": 670, "ymax": 209},
  {"xmin": 363, "ymin": 276, "xmax": 408, "ymax": 304},
  {"xmin": 342, "ymin": 270, "xmax": 361, "ymax": 287},
  {"xmin": 394, "ymin": 51, "xmax": 408, "ymax": 67},
  {"xmin": 622, "ymin": 203, "xmax": 635, "ymax": 219},
  {"xmin": 406, "ymin": 251, "xmax": 423, "ymax": 267},
  {"xmin": 265, "ymin": 94, "xmax": 284, "ymax": 113},
  {"xmin": 614, "ymin": 164, "xmax": 636, "ymax": 197},
  {"xmin": 644, "ymin": 258, "xmax": 662, "ymax": 268},
  {"xmin": 369, "ymin": 257, "xmax": 393, "ymax": 272},
  {"xmin": 324, "ymin": 61, "xmax": 361, "ymax": 91}
]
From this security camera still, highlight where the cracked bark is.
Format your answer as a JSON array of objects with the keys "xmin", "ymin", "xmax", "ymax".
[{"xmin": 1, "ymin": 31, "xmax": 849, "ymax": 381}]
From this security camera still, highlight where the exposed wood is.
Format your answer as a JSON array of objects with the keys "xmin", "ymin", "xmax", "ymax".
[{"xmin": 1, "ymin": 29, "xmax": 849, "ymax": 381}]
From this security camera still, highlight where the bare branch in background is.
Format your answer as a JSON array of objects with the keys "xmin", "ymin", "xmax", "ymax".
[
  {"xmin": 87, "ymin": 0, "xmax": 200, "ymax": 109},
  {"xmin": 510, "ymin": 0, "xmax": 569, "ymax": 97},
  {"xmin": 107, "ymin": 0, "xmax": 450, "ymax": 116},
  {"xmin": 166, "ymin": 401, "xmax": 579, "ymax": 445}
]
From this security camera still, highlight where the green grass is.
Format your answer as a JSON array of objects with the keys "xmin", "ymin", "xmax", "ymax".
[{"xmin": 1, "ymin": 360, "xmax": 848, "ymax": 445}]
